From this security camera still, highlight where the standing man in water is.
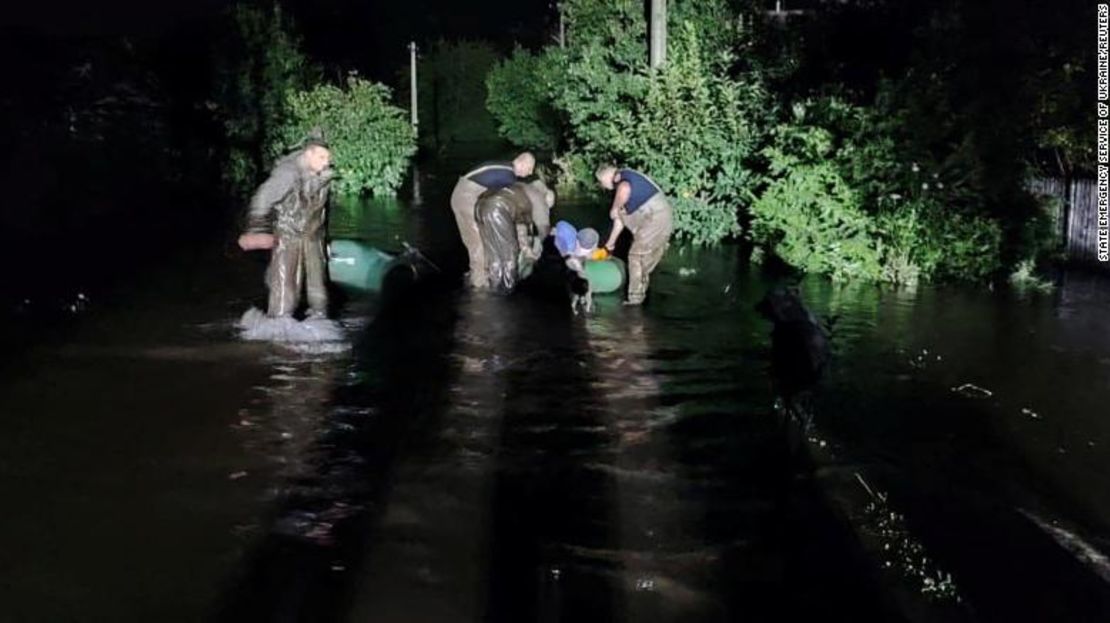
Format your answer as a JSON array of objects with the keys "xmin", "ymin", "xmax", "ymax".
[
  {"xmin": 238, "ymin": 138, "xmax": 335, "ymax": 318},
  {"xmin": 450, "ymin": 152, "xmax": 536, "ymax": 289},
  {"xmin": 596, "ymin": 165, "xmax": 674, "ymax": 305}
]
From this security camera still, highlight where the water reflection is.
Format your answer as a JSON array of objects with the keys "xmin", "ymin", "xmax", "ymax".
[
  {"xmin": 584, "ymin": 308, "xmax": 726, "ymax": 621},
  {"xmin": 218, "ymin": 319, "xmax": 367, "ymax": 622}
]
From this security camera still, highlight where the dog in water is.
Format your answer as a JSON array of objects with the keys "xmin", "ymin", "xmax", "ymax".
[
  {"xmin": 519, "ymin": 234, "xmax": 593, "ymax": 314},
  {"xmin": 755, "ymin": 285, "xmax": 832, "ymax": 433},
  {"xmin": 564, "ymin": 254, "xmax": 593, "ymax": 315}
]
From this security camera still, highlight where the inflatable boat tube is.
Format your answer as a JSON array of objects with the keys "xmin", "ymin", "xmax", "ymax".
[
  {"xmin": 584, "ymin": 257, "xmax": 627, "ymax": 294},
  {"xmin": 327, "ymin": 239, "xmax": 395, "ymax": 292}
]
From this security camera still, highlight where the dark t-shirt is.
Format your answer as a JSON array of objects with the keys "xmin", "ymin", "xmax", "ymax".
[
  {"xmin": 618, "ymin": 168, "xmax": 663, "ymax": 214},
  {"xmin": 466, "ymin": 161, "xmax": 517, "ymax": 190}
]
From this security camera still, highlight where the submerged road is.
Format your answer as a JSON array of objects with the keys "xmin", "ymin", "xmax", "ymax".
[{"xmin": 3, "ymin": 162, "xmax": 1110, "ymax": 622}]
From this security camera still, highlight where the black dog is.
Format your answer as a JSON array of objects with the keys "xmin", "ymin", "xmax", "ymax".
[
  {"xmin": 755, "ymin": 285, "xmax": 832, "ymax": 433},
  {"xmin": 520, "ymin": 236, "xmax": 590, "ymax": 309}
]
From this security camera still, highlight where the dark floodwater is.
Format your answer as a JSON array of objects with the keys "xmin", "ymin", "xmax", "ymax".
[{"xmin": 2, "ymin": 159, "xmax": 1110, "ymax": 622}]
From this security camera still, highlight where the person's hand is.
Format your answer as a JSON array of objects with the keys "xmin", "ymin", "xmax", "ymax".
[{"xmin": 238, "ymin": 233, "xmax": 275, "ymax": 251}]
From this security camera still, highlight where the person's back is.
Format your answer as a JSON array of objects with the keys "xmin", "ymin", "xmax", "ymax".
[
  {"xmin": 465, "ymin": 161, "xmax": 517, "ymax": 190},
  {"xmin": 617, "ymin": 168, "xmax": 663, "ymax": 215},
  {"xmin": 474, "ymin": 185, "xmax": 531, "ymax": 293},
  {"xmin": 473, "ymin": 180, "xmax": 553, "ymax": 293}
]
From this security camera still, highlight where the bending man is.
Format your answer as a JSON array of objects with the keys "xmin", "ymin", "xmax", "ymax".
[
  {"xmin": 596, "ymin": 165, "xmax": 673, "ymax": 305},
  {"xmin": 450, "ymin": 153, "xmax": 535, "ymax": 288},
  {"xmin": 475, "ymin": 179, "xmax": 554, "ymax": 293},
  {"xmin": 238, "ymin": 139, "xmax": 335, "ymax": 318}
]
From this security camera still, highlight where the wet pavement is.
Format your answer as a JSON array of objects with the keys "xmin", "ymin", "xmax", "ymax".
[{"xmin": 2, "ymin": 160, "xmax": 1110, "ymax": 622}]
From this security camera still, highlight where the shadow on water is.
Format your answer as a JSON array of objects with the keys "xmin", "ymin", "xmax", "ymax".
[
  {"xmin": 480, "ymin": 296, "xmax": 617, "ymax": 623},
  {"xmin": 214, "ymin": 268, "xmax": 463, "ymax": 622}
]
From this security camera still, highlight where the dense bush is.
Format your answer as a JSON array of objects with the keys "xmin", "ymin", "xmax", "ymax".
[
  {"xmin": 485, "ymin": 47, "xmax": 562, "ymax": 152},
  {"xmin": 276, "ymin": 75, "xmax": 416, "ymax": 196},
  {"xmin": 751, "ymin": 122, "xmax": 882, "ymax": 281},
  {"xmin": 751, "ymin": 98, "xmax": 1003, "ymax": 284}
]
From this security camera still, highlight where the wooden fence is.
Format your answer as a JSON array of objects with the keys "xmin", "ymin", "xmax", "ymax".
[{"xmin": 1027, "ymin": 177, "xmax": 1108, "ymax": 267}]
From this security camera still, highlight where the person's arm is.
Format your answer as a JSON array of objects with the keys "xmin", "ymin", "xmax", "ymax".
[
  {"xmin": 239, "ymin": 167, "xmax": 296, "ymax": 250},
  {"xmin": 531, "ymin": 203, "xmax": 550, "ymax": 241},
  {"xmin": 516, "ymin": 224, "xmax": 534, "ymax": 257},
  {"xmin": 604, "ymin": 219, "xmax": 625, "ymax": 251},
  {"xmin": 604, "ymin": 181, "xmax": 631, "ymax": 250}
]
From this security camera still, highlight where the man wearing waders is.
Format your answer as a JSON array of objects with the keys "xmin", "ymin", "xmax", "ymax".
[
  {"xmin": 596, "ymin": 165, "xmax": 673, "ymax": 305},
  {"xmin": 450, "ymin": 152, "xmax": 536, "ymax": 288},
  {"xmin": 238, "ymin": 140, "xmax": 335, "ymax": 318},
  {"xmin": 474, "ymin": 178, "xmax": 554, "ymax": 293}
]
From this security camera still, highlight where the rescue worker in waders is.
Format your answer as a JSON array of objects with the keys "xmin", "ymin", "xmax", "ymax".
[
  {"xmin": 596, "ymin": 165, "xmax": 674, "ymax": 306},
  {"xmin": 238, "ymin": 139, "xmax": 335, "ymax": 318},
  {"xmin": 474, "ymin": 178, "xmax": 555, "ymax": 293},
  {"xmin": 451, "ymin": 152, "xmax": 536, "ymax": 288}
]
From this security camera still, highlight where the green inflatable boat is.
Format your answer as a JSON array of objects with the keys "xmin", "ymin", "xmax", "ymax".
[
  {"xmin": 583, "ymin": 257, "xmax": 627, "ymax": 294},
  {"xmin": 330, "ymin": 237, "xmax": 624, "ymax": 296},
  {"xmin": 327, "ymin": 239, "xmax": 397, "ymax": 292}
]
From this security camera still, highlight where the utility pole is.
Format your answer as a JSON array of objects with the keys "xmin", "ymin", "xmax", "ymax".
[
  {"xmin": 649, "ymin": 0, "xmax": 667, "ymax": 69},
  {"xmin": 766, "ymin": 1, "xmax": 807, "ymax": 23},
  {"xmin": 559, "ymin": 2, "xmax": 566, "ymax": 48},
  {"xmin": 409, "ymin": 41, "xmax": 418, "ymax": 133}
]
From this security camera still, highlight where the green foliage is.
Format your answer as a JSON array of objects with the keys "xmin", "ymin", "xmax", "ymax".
[
  {"xmin": 277, "ymin": 75, "xmax": 416, "ymax": 196},
  {"xmin": 212, "ymin": 3, "xmax": 318, "ymax": 197},
  {"xmin": 485, "ymin": 47, "xmax": 563, "ymax": 152},
  {"xmin": 876, "ymin": 203, "xmax": 1003, "ymax": 284},
  {"xmin": 562, "ymin": 0, "xmax": 647, "ymax": 62},
  {"xmin": 752, "ymin": 99, "xmax": 1004, "ymax": 284},
  {"xmin": 402, "ymin": 40, "xmax": 501, "ymax": 150},
  {"xmin": 752, "ymin": 123, "xmax": 882, "ymax": 281},
  {"xmin": 1009, "ymin": 258, "xmax": 1055, "ymax": 293},
  {"xmin": 928, "ymin": 212, "xmax": 1003, "ymax": 281}
]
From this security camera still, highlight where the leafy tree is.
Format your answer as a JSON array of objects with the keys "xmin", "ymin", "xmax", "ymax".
[{"xmin": 276, "ymin": 75, "xmax": 416, "ymax": 196}]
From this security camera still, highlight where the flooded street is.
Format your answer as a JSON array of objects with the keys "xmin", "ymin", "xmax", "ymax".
[{"xmin": 2, "ymin": 161, "xmax": 1110, "ymax": 622}]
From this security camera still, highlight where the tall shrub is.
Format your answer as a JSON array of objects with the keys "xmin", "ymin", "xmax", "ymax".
[
  {"xmin": 276, "ymin": 75, "xmax": 416, "ymax": 196},
  {"xmin": 485, "ymin": 47, "xmax": 563, "ymax": 152},
  {"xmin": 751, "ymin": 121, "xmax": 882, "ymax": 281}
]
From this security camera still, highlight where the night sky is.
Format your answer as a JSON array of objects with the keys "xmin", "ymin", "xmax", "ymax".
[{"xmin": 1, "ymin": 0, "xmax": 555, "ymax": 81}]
